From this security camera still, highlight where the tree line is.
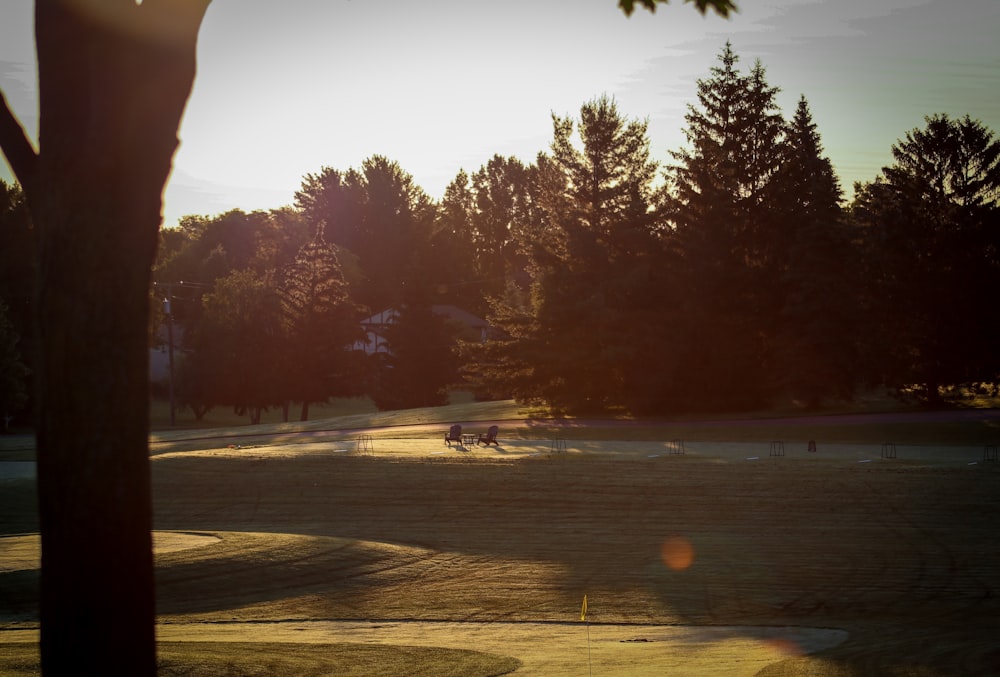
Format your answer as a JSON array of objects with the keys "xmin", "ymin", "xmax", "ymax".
[
  {"xmin": 0, "ymin": 3, "xmax": 741, "ymax": 674},
  {"xmin": 2, "ymin": 42, "xmax": 998, "ymax": 422}
]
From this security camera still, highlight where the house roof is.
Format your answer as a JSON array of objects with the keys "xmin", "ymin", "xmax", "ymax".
[
  {"xmin": 361, "ymin": 305, "xmax": 487, "ymax": 330},
  {"xmin": 430, "ymin": 304, "xmax": 488, "ymax": 329}
]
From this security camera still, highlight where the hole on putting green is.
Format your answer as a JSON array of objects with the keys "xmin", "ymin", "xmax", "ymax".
[{"xmin": 660, "ymin": 535, "xmax": 695, "ymax": 571}]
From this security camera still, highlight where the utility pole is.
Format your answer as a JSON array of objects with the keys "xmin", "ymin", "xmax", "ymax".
[
  {"xmin": 156, "ymin": 280, "xmax": 209, "ymax": 428},
  {"xmin": 162, "ymin": 283, "xmax": 176, "ymax": 427}
]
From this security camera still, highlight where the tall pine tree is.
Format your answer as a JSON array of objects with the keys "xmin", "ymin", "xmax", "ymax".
[
  {"xmin": 666, "ymin": 43, "xmax": 786, "ymax": 410},
  {"xmin": 483, "ymin": 95, "xmax": 664, "ymax": 413},
  {"xmin": 853, "ymin": 114, "xmax": 1000, "ymax": 402},
  {"xmin": 432, "ymin": 170, "xmax": 480, "ymax": 311},
  {"xmin": 770, "ymin": 96, "xmax": 856, "ymax": 405},
  {"xmin": 279, "ymin": 227, "xmax": 365, "ymax": 420},
  {"xmin": 470, "ymin": 155, "xmax": 534, "ymax": 305}
]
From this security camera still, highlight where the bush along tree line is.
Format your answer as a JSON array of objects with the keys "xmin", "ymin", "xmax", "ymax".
[{"xmin": 3, "ymin": 42, "xmax": 998, "ymax": 423}]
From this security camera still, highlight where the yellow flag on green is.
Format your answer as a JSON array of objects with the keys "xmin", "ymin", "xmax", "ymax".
[{"xmin": 580, "ymin": 594, "xmax": 587, "ymax": 621}]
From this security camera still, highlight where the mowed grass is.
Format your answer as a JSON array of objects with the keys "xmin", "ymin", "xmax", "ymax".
[
  {"xmin": 148, "ymin": 452, "xmax": 998, "ymax": 675},
  {"xmin": 2, "ymin": 403, "xmax": 1000, "ymax": 675},
  {"xmin": 0, "ymin": 642, "xmax": 519, "ymax": 677},
  {"xmin": 146, "ymin": 391, "xmax": 522, "ymax": 432}
]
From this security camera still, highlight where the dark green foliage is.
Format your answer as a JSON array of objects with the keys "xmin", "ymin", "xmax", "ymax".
[
  {"xmin": 852, "ymin": 114, "xmax": 1000, "ymax": 402},
  {"xmin": 295, "ymin": 156, "xmax": 436, "ymax": 311},
  {"xmin": 0, "ymin": 297, "xmax": 29, "ymax": 426},
  {"xmin": 471, "ymin": 156, "xmax": 534, "ymax": 290},
  {"xmin": 619, "ymin": 0, "xmax": 738, "ymax": 17},
  {"xmin": 666, "ymin": 43, "xmax": 788, "ymax": 410},
  {"xmin": 155, "ymin": 209, "xmax": 311, "ymax": 292},
  {"xmin": 278, "ymin": 228, "xmax": 367, "ymax": 420},
  {"xmin": 157, "ymin": 53, "xmax": 998, "ymax": 420},
  {"xmin": 768, "ymin": 96, "xmax": 857, "ymax": 406},
  {"xmin": 433, "ymin": 169, "xmax": 480, "ymax": 311},
  {"xmin": 458, "ymin": 282, "xmax": 535, "ymax": 403},
  {"xmin": 371, "ymin": 305, "xmax": 459, "ymax": 411},
  {"xmin": 476, "ymin": 95, "xmax": 665, "ymax": 413},
  {"xmin": 192, "ymin": 269, "xmax": 285, "ymax": 424},
  {"xmin": 435, "ymin": 156, "xmax": 535, "ymax": 315},
  {"xmin": 173, "ymin": 350, "xmax": 213, "ymax": 421},
  {"xmin": 0, "ymin": 180, "xmax": 34, "ymax": 326},
  {"xmin": 0, "ymin": 181, "xmax": 33, "ymax": 424}
]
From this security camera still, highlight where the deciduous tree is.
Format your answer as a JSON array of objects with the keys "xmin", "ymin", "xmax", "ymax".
[
  {"xmin": 295, "ymin": 156, "xmax": 435, "ymax": 311},
  {"xmin": 194, "ymin": 268, "xmax": 285, "ymax": 424}
]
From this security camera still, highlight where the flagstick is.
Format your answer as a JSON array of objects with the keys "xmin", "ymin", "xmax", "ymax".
[{"xmin": 586, "ymin": 621, "xmax": 593, "ymax": 677}]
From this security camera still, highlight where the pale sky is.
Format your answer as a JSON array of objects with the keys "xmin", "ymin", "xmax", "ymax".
[{"xmin": 1, "ymin": 0, "xmax": 998, "ymax": 228}]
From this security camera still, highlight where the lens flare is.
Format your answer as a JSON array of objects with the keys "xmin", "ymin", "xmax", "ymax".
[
  {"xmin": 660, "ymin": 535, "xmax": 695, "ymax": 571},
  {"xmin": 764, "ymin": 637, "xmax": 804, "ymax": 657}
]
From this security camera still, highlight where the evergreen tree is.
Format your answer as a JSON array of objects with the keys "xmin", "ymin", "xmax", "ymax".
[
  {"xmin": 433, "ymin": 156, "xmax": 535, "ymax": 316},
  {"xmin": 470, "ymin": 155, "xmax": 534, "ymax": 304},
  {"xmin": 278, "ymin": 227, "xmax": 366, "ymax": 420},
  {"xmin": 481, "ymin": 95, "xmax": 664, "ymax": 413},
  {"xmin": 458, "ymin": 281, "xmax": 536, "ymax": 402},
  {"xmin": 770, "ymin": 96, "xmax": 857, "ymax": 405},
  {"xmin": 432, "ymin": 169, "xmax": 480, "ymax": 310},
  {"xmin": 666, "ymin": 43, "xmax": 786, "ymax": 410},
  {"xmin": 371, "ymin": 304, "xmax": 459, "ymax": 411},
  {"xmin": 853, "ymin": 114, "xmax": 1000, "ymax": 402}
]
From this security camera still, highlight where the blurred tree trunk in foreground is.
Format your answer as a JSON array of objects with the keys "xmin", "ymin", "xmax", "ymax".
[{"xmin": 0, "ymin": 2, "xmax": 209, "ymax": 674}]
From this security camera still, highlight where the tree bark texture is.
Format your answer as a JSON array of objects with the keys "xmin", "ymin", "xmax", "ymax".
[{"xmin": 0, "ymin": 2, "xmax": 209, "ymax": 674}]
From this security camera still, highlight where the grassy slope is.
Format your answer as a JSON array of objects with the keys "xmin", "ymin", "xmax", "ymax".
[
  {"xmin": 3, "ymin": 398, "xmax": 1000, "ymax": 675},
  {"xmin": 0, "ymin": 642, "xmax": 520, "ymax": 677},
  {"xmin": 145, "ymin": 394, "xmax": 1000, "ymax": 448}
]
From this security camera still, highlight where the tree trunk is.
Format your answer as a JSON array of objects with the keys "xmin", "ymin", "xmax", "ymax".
[
  {"xmin": 34, "ymin": 197, "xmax": 159, "ymax": 674},
  {"xmin": 0, "ymin": 3, "xmax": 209, "ymax": 675},
  {"xmin": 300, "ymin": 400, "xmax": 311, "ymax": 421}
]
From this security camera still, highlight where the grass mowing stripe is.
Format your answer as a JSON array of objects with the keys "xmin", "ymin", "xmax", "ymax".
[{"xmin": 0, "ymin": 641, "xmax": 521, "ymax": 677}]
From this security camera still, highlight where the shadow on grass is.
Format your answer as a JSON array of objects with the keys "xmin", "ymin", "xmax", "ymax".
[{"xmin": 0, "ymin": 641, "xmax": 521, "ymax": 677}]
